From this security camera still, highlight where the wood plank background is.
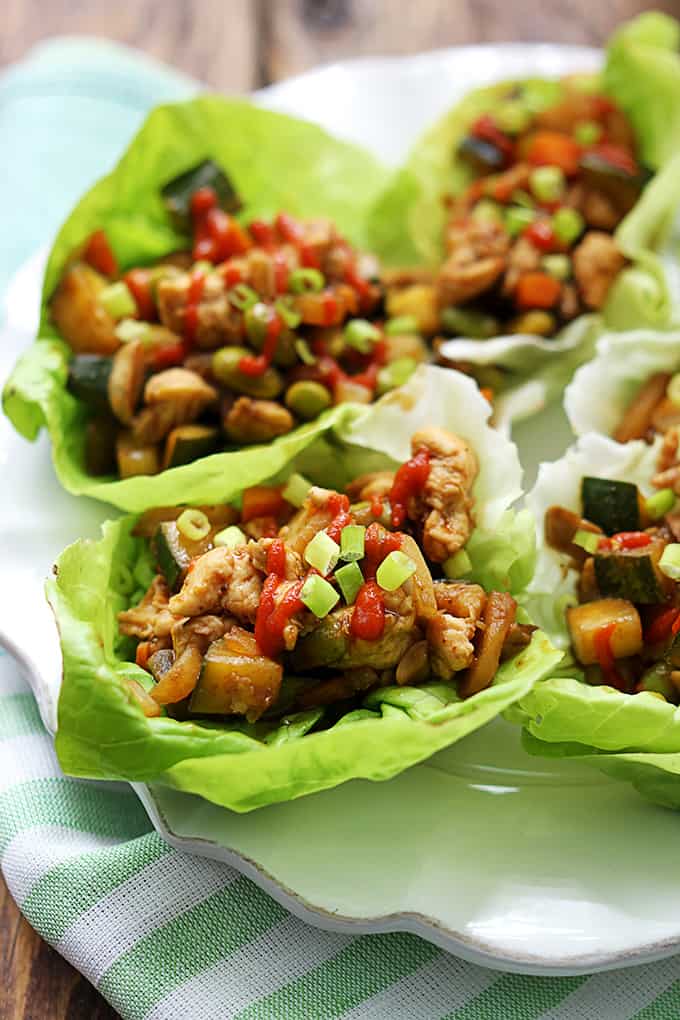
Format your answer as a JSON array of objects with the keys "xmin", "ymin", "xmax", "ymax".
[{"xmin": 2, "ymin": 0, "xmax": 678, "ymax": 1016}]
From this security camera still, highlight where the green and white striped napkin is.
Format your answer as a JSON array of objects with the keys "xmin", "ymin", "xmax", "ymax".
[{"xmin": 3, "ymin": 36, "xmax": 680, "ymax": 1020}]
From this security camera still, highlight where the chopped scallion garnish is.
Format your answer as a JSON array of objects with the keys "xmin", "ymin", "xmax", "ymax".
[
  {"xmin": 335, "ymin": 561, "xmax": 364, "ymax": 605},
  {"xmin": 376, "ymin": 550, "xmax": 416, "ymax": 592},
  {"xmin": 552, "ymin": 207, "xmax": 584, "ymax": 245},
  {"xmin": 443, "ymin": 549, "xmax": 472, "ymax": 579},
  {"xmin": 505, "ymin": 205, "xmax": 535, "ymax": 237},
  {"xmin": 282, "ymin": 473, "xmax": 312, "ymax": 508},
  {"xmin": 100, "ymin": 281, "xmax": 136, "ymax": 320},
  {"xmin": 344, "ymin": 318, "xmax": 381, "ymax": 353},
  {"xmin": 301, "ymin": 574, "xmax": 340, "ymax": 618},
  {"xmin": 229, "ymin": 283, "xmax": 258, "ymax": 310},
  {"xmin": 304, "ymin": 531, "xmax": 340, "ymax": 575},
  {"xmin": 645, "ymin": 488, "xmax": 676, "ymax": 521},
  {"xmin": 573, "ymin": 529, "xmax": 600, "ymax": 554},
  {"xmin": 177, "ymin": 508, "xmax": 211, "ymax": 542},
  {"xmin": 289, "ymin": 268, "xmax": 325, "ymax": 294},
  {"xmin": 213, "ymin": 525, "xmax": 247, "ymax": 550},
  {"xmin": 385, "ymin": 315, "xmax": 418, "ymax": 336},
  {"xmin": 376, "ymin": 357, "xmax": 418, "ymax": 396},
  {"xmin": 659, "ymin": 544, "xmax": 680, "ymax": 580},
  {"xmin": 529, "ymin": 165, "xmax": 565, "ymax": 203},
  {"xmin": 574, "ymin": 119, "xmax": 602, "ymax": 145},
  {"xmin": 340, "ymin": 524, "xmax": 366, "ymax": 562},
  {"xmin": 541, "ymin": 254, "xmax": 571, "ymax": 281},
  {"xmin": 275, "ymin": 297, "xmax": 302, "ymax": 329},
  {"xmin": 295, "ymin": 338, "xmax": 317, "ymax": 365}
]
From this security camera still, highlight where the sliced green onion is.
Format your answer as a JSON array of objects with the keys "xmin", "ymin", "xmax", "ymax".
[
  {"xmin": 574, "ymin": 119, "xmax": 602, "ymax": 145},
  {"xmin": 541, "ymin": 254, "xmax": 571, "ymax": 281},
  {"xmin": 340, "ymin": 524, "xmax": 366, "ymax": 562},
  {"xmin": 229, "ymin": 283, "xmax": 258, "ymax": 311},
  {"xmin": 213, "ymin": 525, "xmax": 247, "ymax": 550},
  {"xmin": 471, "ymin": 199, "xmax": 504, "ymax": 225},
  {"xmin": 289, "ymin": 268, "xmax": 325, "ymax": 294},
  {"xmin": 659, "ymin": 543, "xmax": 680, "ymax": 580},
  {"xmin": 512, "ymin": 189, "xmax": 535, "ymax": 209},
  {"xmin": 282, "ymin": 472, "xmax": 312, "ymax": 508},
  {"xmin": 294, "ymin": 338, "xmax": 317, "ymax": 365},
  {"xmin": 300, "ymin": 574, "xmax": 340, "ymax": 618},
  {"xmin": 115, "ymin": 319, "xmax": 152, "ymax": 344},
  {"xmin": 177, "ymin": 508, "xmax": 211, "ymax": 542},
  {"xmin": 344, "ymin": 318, "xmax": 381, "ymax": 354},
  {"xmin": 100, "ymin": 281, "xmax": 136, "ymax": 320},
  {"xmin": 443, "ymin": 549, "xmax": 472, "ymax": 579},
  {"xmin": 376, "ymin": 357, "xmax": 418, "ymax": 396},
  {"xmin": 385, "ymin": 315, "xmax": 419, "ymax": 336},
  {"xmin": 573, "ymin": 529, "xmax": 599, "ymax": 554},
  {"xmin": 667, "ymin": 373, "xmax": 680, "ymax": 408},
  {"xmin": 529, "ymin": 165, "xmax": 565, "ymax": 203},
  {"xmin": 505, "ymin": 205, "xmax": 535, "ymax": 237},
  {"xmin": 304, "ymin": 531, "xmax": 340, "ymax": 575},
  {"xmin": 376, "ymin": 550, "xmax": 416, "ymax": 592},
  {"xmin": 335, "ymin": 561, "xmax": 364, "ymax": 605},
  {"xmin": 645, "ymin": 488, "xmax": 676, "ymax": 521},
  {"xmin": 275, "ymin": 297, "xmax": 302, "ymax": 329},
  {"xmin": 494, "ymin": 99, "xmax": 531, "ymax": 135},
  {"xmin": 552, "ymin": 207, "xmax": 584, "ymax": 245},
  {"xmin": 244, "ymin": 302, "xmax": 270, "ymax": 344}
]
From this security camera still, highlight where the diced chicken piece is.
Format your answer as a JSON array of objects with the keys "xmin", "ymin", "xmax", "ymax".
[
  {"xmin": 427, "ymin": 581, "xmax": 486, "ymax": 679},
  {"xmin": 295, "ymin": 284, "xmax": 358, "ymax": 326},
  {"xmin": 437, "ymin": 219, "xmax": 510, "ymax": 307},
  {"xmin": 279, "ymin": 487, "xmax": 338, "ymax": 555},
  {"xmin": 132, "ymin": 368, "xmax": 218, "ymax": 443},
  {"xmin": 559, "ymin": 283, "xmax": 581, "ymax": 322},
  {"xmin": 224, "ymin": 396, "xmax": 294, "ymax": 444},
  {"xmin": 157, "ymin": 271, "xmax": 242, "ymax": 349},
  {"xmin": 502, "ymin": 237, "xmax": 541, "ymax": 297},
  {"xmin": 50, "ymin": 264, "xmax": 120, "ymax": 355},
  {"xmin": 108, "ymin": 339, "xmax": 146, "ymax": 425},
  {"xmin": 572, "ymin": 231, "xmax": 626, "ymax": 310},
  {"xmin": 381, "ymin": 267, "xmax": 437, "ymax": 288},
  {"xmin": 654, "ymin": 426, "xmax": 680, "ymax": 493},
  {"xmin": 118, "ymin": 576, "xmax": 175, "ymax": 639},
  {"xmin": 250, "ymin": 537, "xmax": 305, "ymax": 580},
  {"xmin": 581, "ymin": 189, "xmax": 622, "ymax": 232},
  {"xmin": 346, "ymin": 471, "xmax": 395, "ymax": 503},
  {"xmin": 169, "ymin": 546, "xmax": 263, "ymax": 622},
  {"xmin": 151, "ymin": 615, "xmax": 231, "ymax": 706},
  {"xmin": 409, "ymin": 427, "xmax": 479, "ymax": 563}
]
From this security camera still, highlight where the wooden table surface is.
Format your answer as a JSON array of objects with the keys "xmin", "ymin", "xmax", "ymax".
[{"xmin": 2, "ymin": 0, "xmax": 677, "ymax": 1016}]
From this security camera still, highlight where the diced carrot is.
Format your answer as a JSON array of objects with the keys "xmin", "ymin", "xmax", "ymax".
[
  {"xmin": 515, "ymin": 272, "xmax": 562, "ymax": 309},
  {"xmin": 241, "ymin": 486, "xmax": 285, "ymax": 523},
  {"xmin": 524, "ymin": 131, "xmax": 581, "ymax": 176}
]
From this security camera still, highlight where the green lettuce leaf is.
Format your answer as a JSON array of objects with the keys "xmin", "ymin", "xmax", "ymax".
[
  {"xmin": 50, "ymin": 365, "xmax": 561, "ymax": 811},
  {"xmin": 3, "ymin": 95, "xmax": 391, "ymax": 510}
]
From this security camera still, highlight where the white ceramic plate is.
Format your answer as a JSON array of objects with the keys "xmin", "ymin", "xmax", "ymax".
[{"xmin": 7, "ymin": 44, "xmax": 680, "ymax": 977}]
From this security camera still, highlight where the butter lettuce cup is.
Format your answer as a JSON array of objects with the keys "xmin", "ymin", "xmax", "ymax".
[
  {"xmin": 512, "ymin": 430, "xmax": 680, "ymax": 804},
  {"xmin": 3, "ymin": 95, "xmax": 440, "ymax": 511},
  {"xmin": 48, "ymin": 367, "xmax": 560, "ymax": 812},
  {"xmin": 368, "ymin": 13, "xmax": 680, "ymax": 427}
]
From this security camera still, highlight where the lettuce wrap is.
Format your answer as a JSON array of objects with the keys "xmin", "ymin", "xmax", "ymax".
[
  {"xmin": 48, "ymin": 366, "xmax": 561, "ymax": 812},
  {"xmin": 506, "ymin": 430, "xmax": 680, "ymax": 807},
  {"xmin": 367, "ymin": 13, "xmax": 680, "ymax": 427},
  {"xmin": 2, "ymin": 96, "xmax": 394, "ymax": 511}
]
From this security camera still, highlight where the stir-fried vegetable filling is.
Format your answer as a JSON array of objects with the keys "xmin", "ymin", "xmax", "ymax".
[
  {"xmin": 545, "ymin": 411, "xmax": 680, "ymax": 696},
  {"xmin": 119, "ymin": 427, "xmax": 533, "ymax": 722},
  {"xmin": 430, "ymin": 75, "xmax": 645, "ymax": 344},
  {"xmin": 53, "ymin": 161, "xmax": 432, "ymax": 479}
]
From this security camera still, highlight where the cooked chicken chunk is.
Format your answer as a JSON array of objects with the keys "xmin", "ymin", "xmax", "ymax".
[
  {"xmin": 118, "ymin": 576, "xmax": 175, "ymax": 639},
  {"xmin": 169, "ymin": 546, "xmax": 263, "ymax": 622},
  {"xmin": 437, "ymin": 219, "xmax": 510, "ymax": 306},
  {"xmin": 427, "ymin": 582, "xmax": 486, "ymax": 679},
  {"xmin": 224, "ymin": 397, "xmax": 294, "ymax": 444},
  {"xmin": 409, "ymin": 427, "xmax": 478, "ymax": 563},
  {"xmin": 654, "ymin": 426, "xmax": 680, "ymax": 492},
  {"xmin": 157, "ymin": 272, "xmax": 242, "ymax": 349},
  {"xmin": 279, "ymin": 487, "xmax": 339, "ymax": 555},
  {"xmin": 572, "ymin": 231, "xmax": 626, "ymax": 310}
]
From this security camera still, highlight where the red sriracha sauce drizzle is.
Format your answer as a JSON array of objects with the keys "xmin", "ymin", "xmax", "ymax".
[
  {"xmin": 598, "ymin": 531, "xmax": 652, "ymax": 552},
  {"xmin": 183, "ymin": 267, "xmax": 208, "ymax": 348},
  {"xmin": 255, "ymin": 539, "xmax": 304, "ymax": 659},
  {"xmin": 350, "ymin": 523, "xmax": 403, "ymax": 641},
  {"xmin": 389, "ymin": 447, "xmax": 431, "ymax": 528},
  {"xmin": 325, "ymin": 493, "xmax": 352, "ymax": 544},
  {"xmin": 594, "ymin": 622, "xmax": 626, "ymax": 691},
  {"xmin": 238, "ymin": 309, "xmax": 283, "ymax": 377}
]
